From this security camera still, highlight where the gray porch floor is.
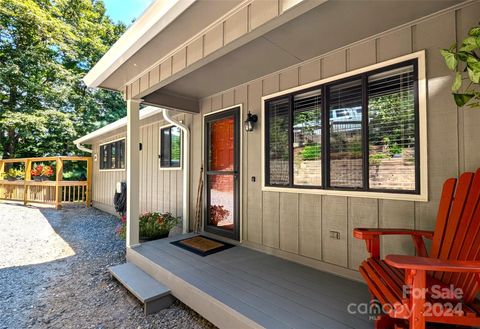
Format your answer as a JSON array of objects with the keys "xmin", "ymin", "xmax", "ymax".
[{"xmin": 129, "ymin": 234, "xmax": 372, "ymax": 329}]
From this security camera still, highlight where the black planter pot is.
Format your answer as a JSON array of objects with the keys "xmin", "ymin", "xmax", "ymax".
[
  {"xmin": 6, "ymin": 177, "xmax": 17, "ymax": 181},
  {"xmin": 139, "ymin": 232, "xmax": 169, "ymax": 243},
  {"xmin": 33, "ymin": 176, "xmax": 49, "ymax": 182}
]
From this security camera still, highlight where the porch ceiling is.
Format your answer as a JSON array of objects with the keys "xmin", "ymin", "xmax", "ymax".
[{"xmin": 146, "ymin": 0, "xmax": 461, "ymax": 101}]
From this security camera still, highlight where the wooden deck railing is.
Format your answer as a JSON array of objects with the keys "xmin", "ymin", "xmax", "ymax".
[{"xmin": 0, "ymin": 156, "xmax": 92, "ymax": 208}]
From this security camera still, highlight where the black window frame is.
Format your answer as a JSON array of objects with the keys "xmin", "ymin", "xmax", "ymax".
[
  {"xmin": 159, "ymin": 125, "xmax": 182, "ymax": 169},
  {"xmin": 264, "ymin": 58, "xmax": 420, "ymax": 195},
  {"xmin": 99, "ymin": 139, "xmax": 125, "ymax": 170}
]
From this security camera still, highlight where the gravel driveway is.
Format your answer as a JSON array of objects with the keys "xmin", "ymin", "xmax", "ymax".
[{"xmin": 0, "ymin": 203, "xmax": 214, "ymax": 329}]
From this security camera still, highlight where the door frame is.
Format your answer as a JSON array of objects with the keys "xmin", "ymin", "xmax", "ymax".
[{"xmin": 203, "ymin": 104, "xmax": 243, "ymax": 241}]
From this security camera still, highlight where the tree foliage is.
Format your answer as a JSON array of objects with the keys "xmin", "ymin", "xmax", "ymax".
[{"xmin": 0, "ymin": 0, "xmax": 127, "ymax": 158}]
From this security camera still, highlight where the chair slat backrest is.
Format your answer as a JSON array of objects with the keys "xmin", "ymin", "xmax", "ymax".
[{"xmin": 430, "ymin": 169, "xmax": 480, "ymax": 304}]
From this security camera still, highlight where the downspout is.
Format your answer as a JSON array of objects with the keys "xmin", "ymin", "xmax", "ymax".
[
  {"xmin": 162, "ymin": 109, "xmax": 190, "ymax": 234},
  {"xmin": 75, "ymin": 142, "xmax": 92, "ymax": 154}
]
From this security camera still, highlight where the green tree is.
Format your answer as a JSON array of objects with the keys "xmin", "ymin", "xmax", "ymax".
[{"xmin": 0, "ymin": 0, "xmax": 127, "ymax": 159}]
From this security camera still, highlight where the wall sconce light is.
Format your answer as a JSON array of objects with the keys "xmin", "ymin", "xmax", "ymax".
[
  {"xmin": 244, "ymin": 111, "xmax": 258, "ymax": 132},
  {"xmin": 93, "ymin": 153, "xmax": 98, "ymax": 162}
]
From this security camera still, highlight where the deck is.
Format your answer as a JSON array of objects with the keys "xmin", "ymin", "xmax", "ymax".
[{"xmin": 127, "ymin": 234, "xmax": 372, "ymax": 329}]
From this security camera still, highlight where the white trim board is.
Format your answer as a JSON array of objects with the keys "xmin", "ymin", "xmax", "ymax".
[{"xmin": 260, "ymin": 51, "xmax": 428, "ymax": 202}]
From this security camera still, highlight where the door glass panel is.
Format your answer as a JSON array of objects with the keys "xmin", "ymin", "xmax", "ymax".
[
  {"xmin": 328, "ymin": 79, "xmax": 363, "ymax": 188},
  {"xmin": 207, "ymin": 175, "xmax": 234, "ymax": 231},
  {"xmin": 208, "ymin": 117, "xmax": 234, "ymax": 171}
]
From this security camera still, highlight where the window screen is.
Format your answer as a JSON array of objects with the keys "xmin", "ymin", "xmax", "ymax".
[
  {"xmin": 266, "ymin": 98, "xmax": 290, "ymax": 185},
  {"xmin": 160, "ymin": 126, "xmax": 182, "ymax": 168},
  {"xmin": 293, "ymin": 89, "xmax": 322, "ymax": 186},
  {"xmin": 328, "ymin": 79, "xmax": 363, "ymax": 188},
  {"xmin": 368, "ymin": 65, "xmax": 416, "ymax": 191}
]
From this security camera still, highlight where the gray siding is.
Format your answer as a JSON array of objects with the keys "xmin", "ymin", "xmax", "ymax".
[
  {"xmin": 91, "ymin": 114, "xmax": 187, "ymax": 217},
  {"xmin": 189, "ymin": 3, "xmax": 480, "ymax": 279}
]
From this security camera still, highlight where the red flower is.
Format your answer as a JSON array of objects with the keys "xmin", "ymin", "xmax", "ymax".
[{"xmin": 121, "ymin": 215, "xmax": 126, "ymax": 224}]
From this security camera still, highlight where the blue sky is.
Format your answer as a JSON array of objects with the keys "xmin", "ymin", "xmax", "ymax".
[{"xmin": 103, "ymin": 0, "xmax": 154, "ymax": 25}]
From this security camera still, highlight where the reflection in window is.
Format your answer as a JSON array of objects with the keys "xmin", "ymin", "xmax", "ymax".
[
  {"xmin": 368, "ymin": 65, "xmax": 416, "ymax": 191},
  {"xmin": 266, "ymin": 98, "xmax": 290, "ymax": 185},
  {"xmin": 293, "ymin": 89, "xmax": 322, "ymax": 186},
  {"xmin": 328, "ymin": 79, "xmax": 363, "ymax": 188}
]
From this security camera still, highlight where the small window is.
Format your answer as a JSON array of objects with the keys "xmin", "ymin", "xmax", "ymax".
[
  {"xmin": 160, "ymin": 126, "xmax": 182, "ymax": 169},
  {"xmin": 99, "ymin": 139, "xmax": 125, "ymax": 170}
]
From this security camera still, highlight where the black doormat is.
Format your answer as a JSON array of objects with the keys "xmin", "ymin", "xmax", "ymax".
[{"xmin": 171, "ymin": 235, "xmax": 235, "ymax": 257}]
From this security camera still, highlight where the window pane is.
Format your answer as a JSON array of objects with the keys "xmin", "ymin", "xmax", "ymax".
[
  {"xmin": 111, "ymin": 142, "xmax": 116, "ymax": 169},
  {"xmin": 171, "ymin": 126, "xmax": 181, "ymax": 167},
  {"xmin": 119, "ymin": 140, "xmax": 125, "ymax": 169},
  {"xmin": 207, "ymin": 174, "xmax": 234, "ymax": 230},
  {"xmin": 267, "ymin": 98, "xmax": 290, "ymax": 185},
  {"xmin": 328, "ymin": 79, "xmax": 363, "ymax": 188},
  {"xmin": 368, "ymin": 65, "xmax": 416, "ymax": 191},
  {"xmin": 208, "ymin": 117, "xmax": 234, "ymax": 171},
  {"xmin": 293, "ymin": 89, "xmax": 322, "ymax": 186},
  {"xmin": 161, "ymin": 128, "xmax": 171, "ymax": 167}
]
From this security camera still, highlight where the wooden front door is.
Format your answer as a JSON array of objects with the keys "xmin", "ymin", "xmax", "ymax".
[{"xmin": 204, "ymin": 107, "xmax": 240, "ymax": 240}]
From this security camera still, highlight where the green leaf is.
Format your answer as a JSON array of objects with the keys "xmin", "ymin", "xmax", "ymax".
[
  {"xmin": 460, "ymin": 36, "xmax": 478, "ymax": 52},
  {"xmin": 468, "ymin": 67, "xmax": 480, "ymax": 83},
  {"xmin": 452, "ymin": 72, "xmax": 462, "ymax": 91},
  {"xmin": 440, "ymin": 49, "xmax": 457, "ymax": 71},
  {"xmin": 469, "ymin": 27, "xmax": 480, "ymax": 37},
  {"xmin": 453, "ymin": 93, "xmax": 474, "ymax": 107}
]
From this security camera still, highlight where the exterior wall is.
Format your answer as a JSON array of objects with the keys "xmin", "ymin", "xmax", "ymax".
[
  {"xmin": 91, "ymin": 114, "xmax": 189, "ymax": 217},
  {"xmin": 190, "ymin": 2, "xmax": 480, "ymax": 280}
]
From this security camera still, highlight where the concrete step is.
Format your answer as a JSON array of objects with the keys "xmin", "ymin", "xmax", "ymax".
[{"xmin": 109, "ymin": 262, "xmax": 174, "ymax": 315}]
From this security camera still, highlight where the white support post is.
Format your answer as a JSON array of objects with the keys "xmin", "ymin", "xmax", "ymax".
[{"xmin": 126, "ymin": 99, "xmax": 141, "ymax": 247}]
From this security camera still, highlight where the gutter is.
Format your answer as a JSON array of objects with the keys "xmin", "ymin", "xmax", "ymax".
[
  {"xmin": 162, "ymin": 109, "xmax": 190, "ymax": 234},
  {"xmin": 75, "ymin": 142, "xmax": 92, "ymax": 154}
]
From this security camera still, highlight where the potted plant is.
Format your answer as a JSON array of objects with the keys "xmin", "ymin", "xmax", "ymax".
[
  {"xmin": 209, "ymin": 205, "xmax": 230, "ymax": 226},
  {"xmin": 31, "ymin": 164, "xmax": 54, "ymax": 181},
  {"xmin": 116, "ymin": 212, "xmax": 180, "ymax": 242},
  {"xmin": 1, "ymin": 168, "xmax": 25, "ymax": 181},
  {"xmin": 440, "ymin": 24, "xmax": 480, "ymax": 108}
]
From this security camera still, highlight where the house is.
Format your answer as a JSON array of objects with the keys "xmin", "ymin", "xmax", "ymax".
[{"xmin": 76, "ymin": 0, "xmax": 480, "ymax": 327}]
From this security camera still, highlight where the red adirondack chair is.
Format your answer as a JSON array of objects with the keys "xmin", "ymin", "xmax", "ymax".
[{"xmin": 354, "ymin": 169, "xmax": 480, "ymax": 329}]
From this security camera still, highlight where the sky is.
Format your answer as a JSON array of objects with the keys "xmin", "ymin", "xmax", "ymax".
[{"xmin": 103, "ymin": 0, "xmax": 154, "ymax": 25}]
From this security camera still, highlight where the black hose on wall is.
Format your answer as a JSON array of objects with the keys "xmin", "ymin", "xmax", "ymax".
[{"xmin": 113, "ymin": 182, "xmax": 127, "ymax": 215}]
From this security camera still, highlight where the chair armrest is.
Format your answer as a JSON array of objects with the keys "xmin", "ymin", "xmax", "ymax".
[
  {"xmin": 353, "ymin": 228, "xmax": 434, "ymax": 240},
  {"xmin": 385, "ymin": 255, "xmax": 480, "ymax": 273},
  {"xmin": 353, "ymin": 228, "xmax": 433, "ymax": 259}
]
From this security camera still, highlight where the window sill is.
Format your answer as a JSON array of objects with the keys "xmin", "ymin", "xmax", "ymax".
[
  {"xmin": 99, "ymin": 169, "xmax": 126, "ymax": 172},
  {"xmin": 159, "ymin": 167, "xmax": 182, "ymax": 171},
  {"xmin": 261, "ymin": 186, "xmax": 428, "ymax": 202}
]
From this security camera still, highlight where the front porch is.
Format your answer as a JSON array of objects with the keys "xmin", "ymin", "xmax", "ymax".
[{"xmin": 127, "ymin": 233, "xmax": 372, "ymax": 329}]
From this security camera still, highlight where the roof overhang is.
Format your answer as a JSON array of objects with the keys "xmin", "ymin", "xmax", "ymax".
[
  {"xmin": 74, "ymin": 106, "xmax": 163, "ymax": 145},
  {"xmin": 83, "ymin": 0, "xmax": 195, "ymax": 88}
]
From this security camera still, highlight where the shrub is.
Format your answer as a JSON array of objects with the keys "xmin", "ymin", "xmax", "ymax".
[
  {"xmin": 1, "ymin": 168, "xmax": 25, "ymax": 180},
  {"xmin": 116, "ymin": 212, "xmax": 180, "ymax": 240},
  {"xmin": 301, "ymin": 144, "xmax": 321, "ymax": 161},
  {"xmin": 369, "ymin": 153, "xmax": 390, "ymax": 166}
]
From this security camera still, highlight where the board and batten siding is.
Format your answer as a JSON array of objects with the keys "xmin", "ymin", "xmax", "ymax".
[
  {"xmin": 190, "ymin": 2, "xmax": 480, "ymax": 280},
  {"xmin": 91, "ymin": 114, "xmax": 189, "ymax": 217}
]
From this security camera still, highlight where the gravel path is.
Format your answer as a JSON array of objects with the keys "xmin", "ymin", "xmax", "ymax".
[{"xmin": 0, "ymin": 203, "xmax": 215, "ymax": 329}]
